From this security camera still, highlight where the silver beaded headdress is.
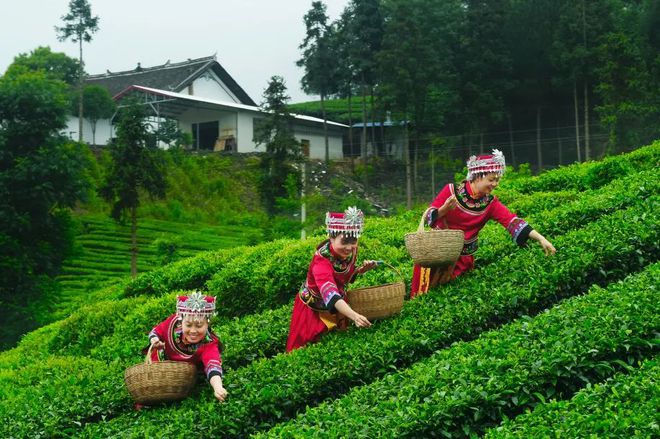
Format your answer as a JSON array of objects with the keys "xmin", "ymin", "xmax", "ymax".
[
  {"xmin": 466, "ymin": 149, "xmax": 506, "ymax": 180},
  {"xmin": 325, "ymin": 206, "xmax": 365, "ymax": 238},
  {"xmin": 176, "ymin": 291, "xmax": 216, "ymax": 320}
]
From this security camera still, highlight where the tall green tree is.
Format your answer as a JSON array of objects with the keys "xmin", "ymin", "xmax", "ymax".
[
  {"xmin": 100, "ymin": 103, "xmax": 167, "ymax": 277},
  {"xmin": 253, "ymin": 76, "xmax": 302, "ymax": 222},
  {"xmin": 5, "ymin": 46, "xmax": 81, "ymax": 86},
  {"xmin": 334, "ymin": 6, "xmax": 359, "ymax": 165},
  {"xmin": 71, "ymin": 84, "xmax": 115, "ymax": 145},
  {"xmin": 552, "ymin": 0, "xmax": 617, "ymax": 161},
  {"xmin": 594, "ymin": 0, "xmax": 660, "ymax": 150},
  {"xmin": 455, "ymin": 0, "xmax": 513, "ymax": 154},
  {"xmin": 594, "ymin": 32, "xmax": 655, "ymax": 150},
  {"xmin": 0, "ymin": 69, "xmax": 91, "ymax": 347},
  {"xmin": 56, "ymin": 0, "xmax": 99, "ymax": 143},
  {"xmin": 379, "ymin": 0, "xmax": 462, "ymax": 206},
  {"xmin": 153, "ymin": 118, "xmax": 188, "ymax": 149},
  {"xmin": 298, "ymin": 1, "xmax": 339, "ymax": 164},
  {"xmin": 504, "ymin": 0, "xmax": 562, "ymax": 169},
  {"xmin": 347, "ymin": 0, "xmax": 384, "ymax": 164}
]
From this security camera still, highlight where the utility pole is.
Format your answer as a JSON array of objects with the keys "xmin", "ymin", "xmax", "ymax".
[{"xmin": 301, "ymin": 161, "xmax": 307, "ymax": 240}]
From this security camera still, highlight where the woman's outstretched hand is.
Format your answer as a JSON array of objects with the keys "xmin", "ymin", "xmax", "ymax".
[
  {"xmin": 539, "ymin": 237, "xmax": 556, "ymax": 256},
  {"xmin": 529, "ymin": 231, "xmax": 557, "ymax": 256},
  {"xmin": 210, "ymin": 375, "xmax": 228, "ymax": 402},
  {"xmin": 214, "ymin": 386, "xmax": 228, "ymax": 402},
  {"xmin": 335, "ymin": 299, "xmax": 372, "ymax": 328},
  {"xmin": 150, "ymin": 337, "xmax": 165, "ymax": 350},
  {"xmin": 442, "ymin": 195, "xmax": 458, "ymax": 211},
  {"xmin": 357, "ymin": 260, "xmax": 379, "ymax": 274},
  {"xmin": 352, "ymin": 313, "xmax": 372, "ymax": 328}
]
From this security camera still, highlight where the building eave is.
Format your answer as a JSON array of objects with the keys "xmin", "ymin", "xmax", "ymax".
[{"xmin": 115, "ymin": 85, "xmax": 348, "ymax": 128}]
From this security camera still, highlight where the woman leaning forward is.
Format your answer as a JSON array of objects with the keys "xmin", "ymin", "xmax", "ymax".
[
  {"xmin": 411, "ymin": 149, "xmax": 556, "ymax": 298},
  {"xmin": 286, "ymin": 207, "xmax": 378, "ymax": 352}
]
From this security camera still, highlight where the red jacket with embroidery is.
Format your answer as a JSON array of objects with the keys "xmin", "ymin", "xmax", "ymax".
[
  {"xmin": 148, "ymin": 314, "xmax": 223, "ymax": 380},
  {"xmin": 429, "ymin": 181, "xmax": 532, "ymax": 254},
  {"xmin": 303, "ymin": 240, "xmax": 358, "ymax": 312}
]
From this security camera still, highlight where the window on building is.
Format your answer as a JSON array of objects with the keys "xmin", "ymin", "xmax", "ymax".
[
  {"xmin": 253, "ymin": 117, "xmax": 266, "ymax": 138},
  {"xmin": 301, "ymin": 139, "xmax": 310, "ymax": 157}
]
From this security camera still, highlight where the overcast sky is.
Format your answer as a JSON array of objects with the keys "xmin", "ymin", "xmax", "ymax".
[{"xmin": 0, "ymin": 0, "xmax": 350, "ymax": 103}]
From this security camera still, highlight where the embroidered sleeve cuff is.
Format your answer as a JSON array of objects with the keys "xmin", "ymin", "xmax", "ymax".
[
  {"xmin": 207, "ymin": 369, "xmax": 223, "ymax": 381},
  {"xmin": 148, "ymin": 331, "xmax": 159, "ymax": 343},
  {"xmin": 326, "ymin": 293, "xmax": 342, "ymax": 312},
  {"xmin": 506, "ymin": 217, "xmax": 533, "ymax": 246},
  {"xmin": 516, "ymin": 224, "xmax": 533, "ymax": 246},
  {"xmin": 426, "ymin": 208, "xmax": 438, "ymax": 227},
  {"xmin": 320, "ymin": 281, "xmax": 340, "ymax": 303},
  {"xmin": 205, "ymin": 360, "xmax": 223, "ymax": 380}
]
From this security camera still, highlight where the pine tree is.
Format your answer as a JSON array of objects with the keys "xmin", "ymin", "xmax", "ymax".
[
  {"xmin": 253, "ymin": 76, "xmax": 302, "ymax": 219},
  {"xmin": 100, "ymin": 103, "xmax": 166, "ymax": 277},
  {"xmin": 56, "ymin": 0, "xmax": 99, "ymax": 143},
  {"xmin": 298, "ymin": 1, "xmax": 339, "ymax": 164}
]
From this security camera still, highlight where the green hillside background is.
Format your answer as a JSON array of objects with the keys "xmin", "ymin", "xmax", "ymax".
[{"xmin": 1, "ymin": 141, "xmax": 658, "ymax": 437}]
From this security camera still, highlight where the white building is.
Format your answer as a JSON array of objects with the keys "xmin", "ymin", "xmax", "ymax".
[{"xmin": 66, "ymin": 55, "xmax": 346, "ymax": 160}]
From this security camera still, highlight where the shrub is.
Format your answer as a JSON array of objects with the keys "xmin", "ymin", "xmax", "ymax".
[
  {"xmin": 486, "ymin": 359, "xmax": 659, "ymax": 438},
  {"xmin": 264, "ymin": 264, "xmax": 659, "ymax": 438},
  {"xmin": 77, "ymin": 203, "xmax": 658, "ymax": 438},
  {"xmin": 0, "ymin": 356, "xmax": 127, "ymax": 438},
  {"xmin": 2, "ymin": 148, "xmax": 656, "ymax": 437},
  {"xmin": 501, "ymin": 141, "xmax": 658, "ymax": 193},
  {"xmin": 121, "ymin": 248, "xmax": 238, "ymax": 297},
  {"xmin": 208, "ymin": 237, "xmax": 406, "ymax": 318},
  {"xmin": 152, "ymin": 237, "xmax": 182, "ymax": 265}
]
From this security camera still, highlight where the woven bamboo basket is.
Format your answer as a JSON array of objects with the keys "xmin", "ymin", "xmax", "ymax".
[
  {"xmin": 404, "ymin": 208, "xmax": 464, "ymax": 267},
  {"xmin": 347, "ymin": 262, "xmax": 406, "ymax": 320},
  {"xmin": 124, "ymin": 345, "xmax": 197, "ymax": 405}
]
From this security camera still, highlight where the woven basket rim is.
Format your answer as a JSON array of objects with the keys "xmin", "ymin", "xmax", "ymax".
[
  {"xmin": 346, "ymin": 262, "xmax": 406, "ymax": 320},
  {"xmin": 404, "ymin": 209, "xmax": 465, "ymax": 267},
  {"xmin": 126, "ymin": 359, "xmax": 197, "ymax": 367},
  {"xmin": 349, "ymin": 280, "xmax": 405, "ymax": 293},
  {"xmin": 347, "ymin": 280, "xmax": 405, "ymax": 320},
  {"xmin": 125, "ymin": 361, "xmax": 197, "ymax": 374},
  {"xmin": 125, "ymin": 361, "xmax": 197, "ymax": 403},
  {"xmin": 404, "ymin": 228, "xmax": 465, "ymax": 237}
]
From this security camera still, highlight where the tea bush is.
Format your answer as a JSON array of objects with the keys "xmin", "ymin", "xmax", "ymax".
[
  {"xmin": 264, "ymin": 264, "xmax": 659, "ymax": 438},
  {"xmin": 1, "ymin": 145, "xmax": 657, "ymax": 437},
  {"xmin": 502, "ymin": 140, "xmax": 658, "ymax": 193},
  {"xmin": 486, "ymin": 358, "xmax": 659, "ymax": 438},
  {"xmin": 76, "ymin": 203, "xmax": 658, "ymax": 438}
]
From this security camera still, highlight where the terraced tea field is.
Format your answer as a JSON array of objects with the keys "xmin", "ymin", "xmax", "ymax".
[{"xmin": 53, "ymin": 214, "xmax": 261, "ymax": 318}]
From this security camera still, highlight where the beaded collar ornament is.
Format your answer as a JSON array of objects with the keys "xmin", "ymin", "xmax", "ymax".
[
  {"xmin": 325, "ymin": 206, "xmax": 364, "ymax": 238},
  {"xmin": 466, "ymin": 149, "xmax": 506, "ymax": 180}
]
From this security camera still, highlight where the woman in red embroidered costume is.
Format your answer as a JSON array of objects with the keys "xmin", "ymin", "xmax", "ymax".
[
  {"xmin": 410, "ymin": 149, "xmax": 556, "ymax": 298},
  {"xmin": 286, "ymin": 207, "xmax": 378, "ymax": 352},
  {"xmin": 147, "ymin": 292, "xmax": 228, "ymax": 402}
]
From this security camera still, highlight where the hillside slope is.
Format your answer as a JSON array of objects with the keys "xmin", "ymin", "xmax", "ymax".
[{"xmin": 0, "ymin": 142, "xmax": 658, "ymax": 438}]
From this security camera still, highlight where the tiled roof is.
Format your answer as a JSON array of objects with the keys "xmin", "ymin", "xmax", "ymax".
[{"xmin": 85, "ymin": 55, "xmax": 256, "ymax": 106}]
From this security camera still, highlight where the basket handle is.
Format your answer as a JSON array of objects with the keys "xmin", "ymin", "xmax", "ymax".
[
  {"xmin": 418, "ymin": 207, "xmax": 449, "ymax": 232},
  {"xmin": 372, "ymin": 260, "xmax": 405, "ymax": 284},
  {"xmin": 145, "ymin": 343, "xmax": 154, "ymax": 364}
]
